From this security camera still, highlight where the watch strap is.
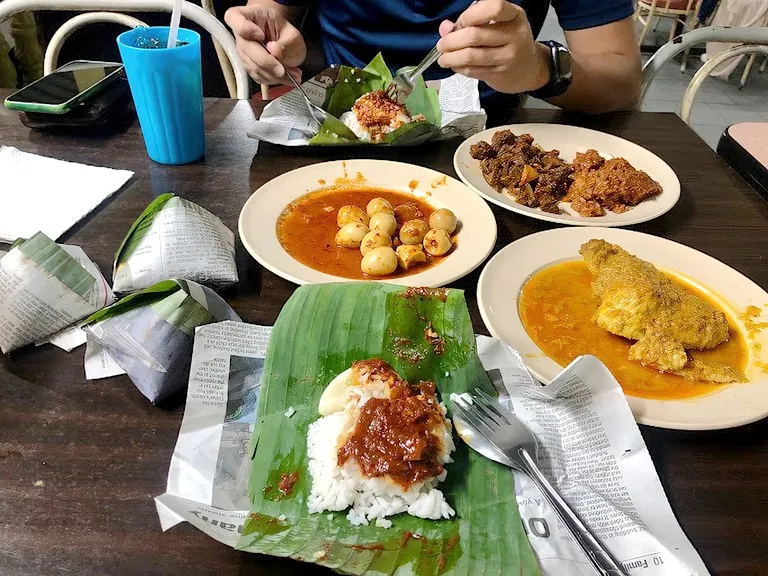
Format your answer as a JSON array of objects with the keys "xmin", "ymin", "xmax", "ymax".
[{"xmin": 526, "ymin": 40, "xmax": 571, "ymax": 100}]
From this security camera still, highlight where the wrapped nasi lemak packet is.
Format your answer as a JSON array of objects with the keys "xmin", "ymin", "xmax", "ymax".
[
  {"xmin": 112, "ymin": 194, "xmax": 238, "ymax": 294},
  {"xmin": 81, "ymin": 279, "xmax": 240, "ymax": 404},
  {"xmin": 0, "ymin": 232, "xmax": 113, "ymax": 353}
]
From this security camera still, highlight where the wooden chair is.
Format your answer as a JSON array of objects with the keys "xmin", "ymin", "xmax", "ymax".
[
  {"xmin": 0, "ymin": 0, "xmax": 249, "ymax": 99},
  {"xmin": 639, "ymin": 26, "xmax": 768, "ymax": 124},
  {"xmin": 635, "ymin": 0, "xmax": 703, "ymax": 50}
]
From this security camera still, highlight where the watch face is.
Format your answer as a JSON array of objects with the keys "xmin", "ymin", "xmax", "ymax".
[{"xmin": 556, "ymin": 46, "xmax": 573, "ymax": 80}]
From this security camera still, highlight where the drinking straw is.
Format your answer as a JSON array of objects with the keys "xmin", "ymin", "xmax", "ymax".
[{"xmin": 167, "ymin": 0, "xmax": 183, "ymax": 48}]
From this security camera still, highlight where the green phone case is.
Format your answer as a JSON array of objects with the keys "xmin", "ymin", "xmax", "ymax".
[{"xmin": 4, "ymin": 64, "xmax": 123, "ymax": 115}]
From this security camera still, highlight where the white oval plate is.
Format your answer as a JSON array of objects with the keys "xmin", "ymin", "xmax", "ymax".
[
  {"xmin": 454, "ymin": 124, "xmax": 681, "ymax": 227},
  {"xmin": 477, "ymin": 227, "xmax": 768, "ymax": 430},
  {"xmin": 239, "ymin": 159, "xmax": 497, "ymax": 287}
]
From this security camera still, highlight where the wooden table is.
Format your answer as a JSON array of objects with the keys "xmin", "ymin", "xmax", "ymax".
[{"xmin": 1, "ymin": 96, "xmax": 767, "ymax": 576}]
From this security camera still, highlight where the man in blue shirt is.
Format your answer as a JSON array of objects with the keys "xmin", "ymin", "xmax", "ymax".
[{"xmin": 225, "ymin": 0, "xmax": 641, "ymax": 114}]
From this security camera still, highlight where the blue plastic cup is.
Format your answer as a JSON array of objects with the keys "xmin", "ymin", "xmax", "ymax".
[{"xmin": 117, "ymin": 27, "xmax": 205, "ymax": 165}]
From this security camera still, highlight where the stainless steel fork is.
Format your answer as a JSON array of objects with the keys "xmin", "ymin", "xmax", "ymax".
[
  {"xmin": 451, "ymin": 388, "xmax": 629, "ymax": 576},
  {"xmin": 385, "ymin": 0, "xmax": 484, "ymax": 102},
  {"xmin": 259, "ymin": 41, "xmax": 327, "ymax": 128},
  {"xmin": 385, "ymin": 49, "xmax": 441, "ymax": 103}
]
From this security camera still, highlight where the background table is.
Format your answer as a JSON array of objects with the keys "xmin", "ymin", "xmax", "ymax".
[
  {"xmin": 1, "ymin": 95, "xmax": 767, "ymax": 576},
  {"xmin": 718, "ymin": 122, "xmax": 768, "ymax": 201}
]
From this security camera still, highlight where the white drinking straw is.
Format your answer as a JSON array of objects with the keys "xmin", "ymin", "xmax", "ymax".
[{"xmin": 167, "ymin": 0, "xmax": 183, "ymax": 48}]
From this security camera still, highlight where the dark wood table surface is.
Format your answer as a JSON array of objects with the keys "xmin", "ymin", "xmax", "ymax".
[{"xmin": 1, "ymin": 95, "xmax": 767, "ymax": 576}]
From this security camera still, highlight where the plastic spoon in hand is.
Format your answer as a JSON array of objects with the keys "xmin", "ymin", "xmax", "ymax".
[
  {"xmin": 167, "ymin": 0, "xmax": 183, "ymax": 48},
  {"xmin": 258, "ymin": 41, "xmax": 327, "ymax": 129}
]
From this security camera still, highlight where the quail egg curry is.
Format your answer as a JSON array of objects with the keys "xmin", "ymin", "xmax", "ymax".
[{"xmin": 277, "ymin": 186, "xmax": 459, "ymax": 280}]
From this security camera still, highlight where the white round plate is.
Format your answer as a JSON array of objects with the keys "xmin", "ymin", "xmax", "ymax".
[
  {"xmin": 477, "ymin": 227, "xmax": 768, "ymax": 430},
  {"xmin": 239, "ymin": 159, "xmax": 497, "ymax": 287},
  {"xmin": 454, "ymin": 124, "xmax": 681, "ymax": 227}
]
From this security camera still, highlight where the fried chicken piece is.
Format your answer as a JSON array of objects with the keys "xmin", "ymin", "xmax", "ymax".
[
  {"xmin": 607, "ymin": 203, "xmax": 630, "ymax": 214},
  {"xmin": 670, "ymin": 359, "xmax": 747, "ymax": 383},
  {"xmin": 568, "ymin": 158, "xmax": 662, "ymax": 208},
  {"xmin": 572, "ymin": 149, "xmax": 605, "ymax": 173},
  {"xmin": 470, "ymin": 141, "xmax": 496, "ymax": 160},
  {"xmin": 579, "ymin": 240, "xmax": 737, "ymax": 382},
  {"xmin": 571, "ymin": 197, "xmax": 605, "ymax": 217}
]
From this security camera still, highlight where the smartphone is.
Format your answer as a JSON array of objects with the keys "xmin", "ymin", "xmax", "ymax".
[{"xmin": 4, "ymin": 60, "xmax": 124, "ymax": 114}]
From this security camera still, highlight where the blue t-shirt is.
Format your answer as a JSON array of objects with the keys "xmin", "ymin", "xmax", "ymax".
[{"xmin": 277, "ymin": 0, "xmax": 634, "ymax": 81}]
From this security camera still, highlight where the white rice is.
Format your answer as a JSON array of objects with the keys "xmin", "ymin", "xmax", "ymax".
[
  {"xmin": 340, "ymin": 109, "xmax": 412, "ymax": 143},
  {"xmin": 306, "ymin": 405, "xmax": 456, "ymax": 528}
]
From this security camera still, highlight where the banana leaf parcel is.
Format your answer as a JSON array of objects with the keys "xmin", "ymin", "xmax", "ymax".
[
  {"xmin": 250, "ymin": 55, "xmax": 486, "ymax": 147},
  {"xmin": 82, "ymin": 279, "xmax": 240, "ymax": 404},
  {"xmin": 236, "ymin": 283, "xmax": 539, "ymax": 576},
  {"xmin": 112, "ymin": 194, "xmax": 238, "ymax": 294},
  {"xmin": 0, "ymin": 232, "xmax": 112, "ymax": 353},
  {"xmin": 307, "ymin": 53, "xmax": 441, "ymax": 146}
]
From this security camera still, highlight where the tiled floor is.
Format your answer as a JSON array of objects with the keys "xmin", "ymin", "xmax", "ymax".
[{"xmin": 529, "ymin": 8, "xmax": 768, "ymax": 150}]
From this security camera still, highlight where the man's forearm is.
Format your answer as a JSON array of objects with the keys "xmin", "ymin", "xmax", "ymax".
[
  {"xmin": 246, "ymin": 0, "xmax": 305, "ymax": 26},
  {"xmin": 536, "ymin": 18, "xmax": 642, "ymax": 114},
  {"xmin": 545, "ymin": 51, "xmax": 642, "ymax": 113}
]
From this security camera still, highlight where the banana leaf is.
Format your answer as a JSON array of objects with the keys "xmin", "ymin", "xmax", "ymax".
[
  {"xmin": 17, "ymin": 232, "xmax": 96, "ymax": 298},
  {"xmin": 82, "ymin": 279, "xmax": 240, "ymax": 404},
  {"xmin": 112, "ymin": 193, "xmax": 238, "ymax": 293},
  {"xmin": 113, "ymin": 193, "xmax": 175, "ymax": 265},
  {"xmin": 237, "ymin": 283, "xmax": 540, "ymax": 576},
  {"xmin": 309, "ymin": 53, "xmax": 442, "ymax": 147}
]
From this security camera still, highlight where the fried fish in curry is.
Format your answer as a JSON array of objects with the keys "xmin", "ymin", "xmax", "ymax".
[{"xmin": 579, "ymin": 239, "xmax": 745, "ymax": 383}]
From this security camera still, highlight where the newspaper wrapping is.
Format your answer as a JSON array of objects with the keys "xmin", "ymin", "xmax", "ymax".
[
  {"xmin": 0, "ymin": 234, "xmax": 113, "ymax": 354},
  {"xmin": 248, "ymin": 71, "xmax": 487, "ymax": 146},
  {"xmin": 155, "ymin": 322, "xmax": 708, "ymax": 575},
  {"xmin": 82, "ymin": 279, "xmax": 240, "ymax": 404},
  {"xmin": 112, "ymin": 194, "xmax": 238, "ymax": 294}
]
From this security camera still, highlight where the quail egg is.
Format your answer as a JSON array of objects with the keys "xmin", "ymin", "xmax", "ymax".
[
  {"xmin": 394, "ymin": 203, "xmax": 424, "ymax": 227},
  {"xmin": 395, "ymin": 244, "xmax": 427, "ymax": 270},
  {"xmin": 428, "ymin": 208, "xmax": 457, "ymax": 234},
  {"xmin": 399, "ymin": 219, "xmax": 429, "ymax": 245},
  {"xmin": 335, "ymin": 222, "xmax": 369, "ymax": 248},
  {"xmin": 369, "ymin": 212, "xmax": 397, "ymax": 236},
  {"xmin": 360, "ymin": 230, "xmax": 391, "ymax": 256},
  {"xmin": 423, "ymin": 228, "xmax": 452, "ymax": 256},
  {"xmin": 337, "ymin": 205, "xmax": 368, "ymax": 228},
  {"xmin": 361, "ymin": 246, "xmax": 397, "ymax": 276},
  {"xmin": 366, "ymin": 197, "xmax": 394, "ymax": 217}
]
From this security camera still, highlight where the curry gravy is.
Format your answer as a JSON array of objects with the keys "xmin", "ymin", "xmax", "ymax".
[
  {"xmin": 519, "ymin": 261, "xmax": 748, "ymax": 400},
  {"xmin": 277, "ymin": 187, "xmax": 447, "ymax": 280}
]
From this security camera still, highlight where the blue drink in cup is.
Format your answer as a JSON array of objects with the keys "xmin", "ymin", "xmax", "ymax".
[{"xmin": 117, "ymin": 27, "xmax": 205, "ymax": 165}]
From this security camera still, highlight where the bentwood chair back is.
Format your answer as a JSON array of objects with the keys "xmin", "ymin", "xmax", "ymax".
[
  {"xmin": 639, "ymin": 26, "xmax": 768, "ymax": 124},
  {"xmin": 635, "ymin": 0, "xmax": 703, "ymax": 47},
  {"xmin": 0, "ymin": 0, "xmax": 249, "ymax": 99}
]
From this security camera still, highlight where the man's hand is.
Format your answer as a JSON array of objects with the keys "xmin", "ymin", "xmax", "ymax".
[
  {"xmin": 436, "ymin": 0, "xmax": 550, "ymax": 95},
  {"xmin": 225, "ymin": 4, "xmax": 306, "ymax": 85}
]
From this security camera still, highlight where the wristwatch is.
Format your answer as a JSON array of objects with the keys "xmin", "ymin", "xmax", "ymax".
[{"xmin": 526, "ymin": 40, "xmax": 573, "ymax": 99}]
